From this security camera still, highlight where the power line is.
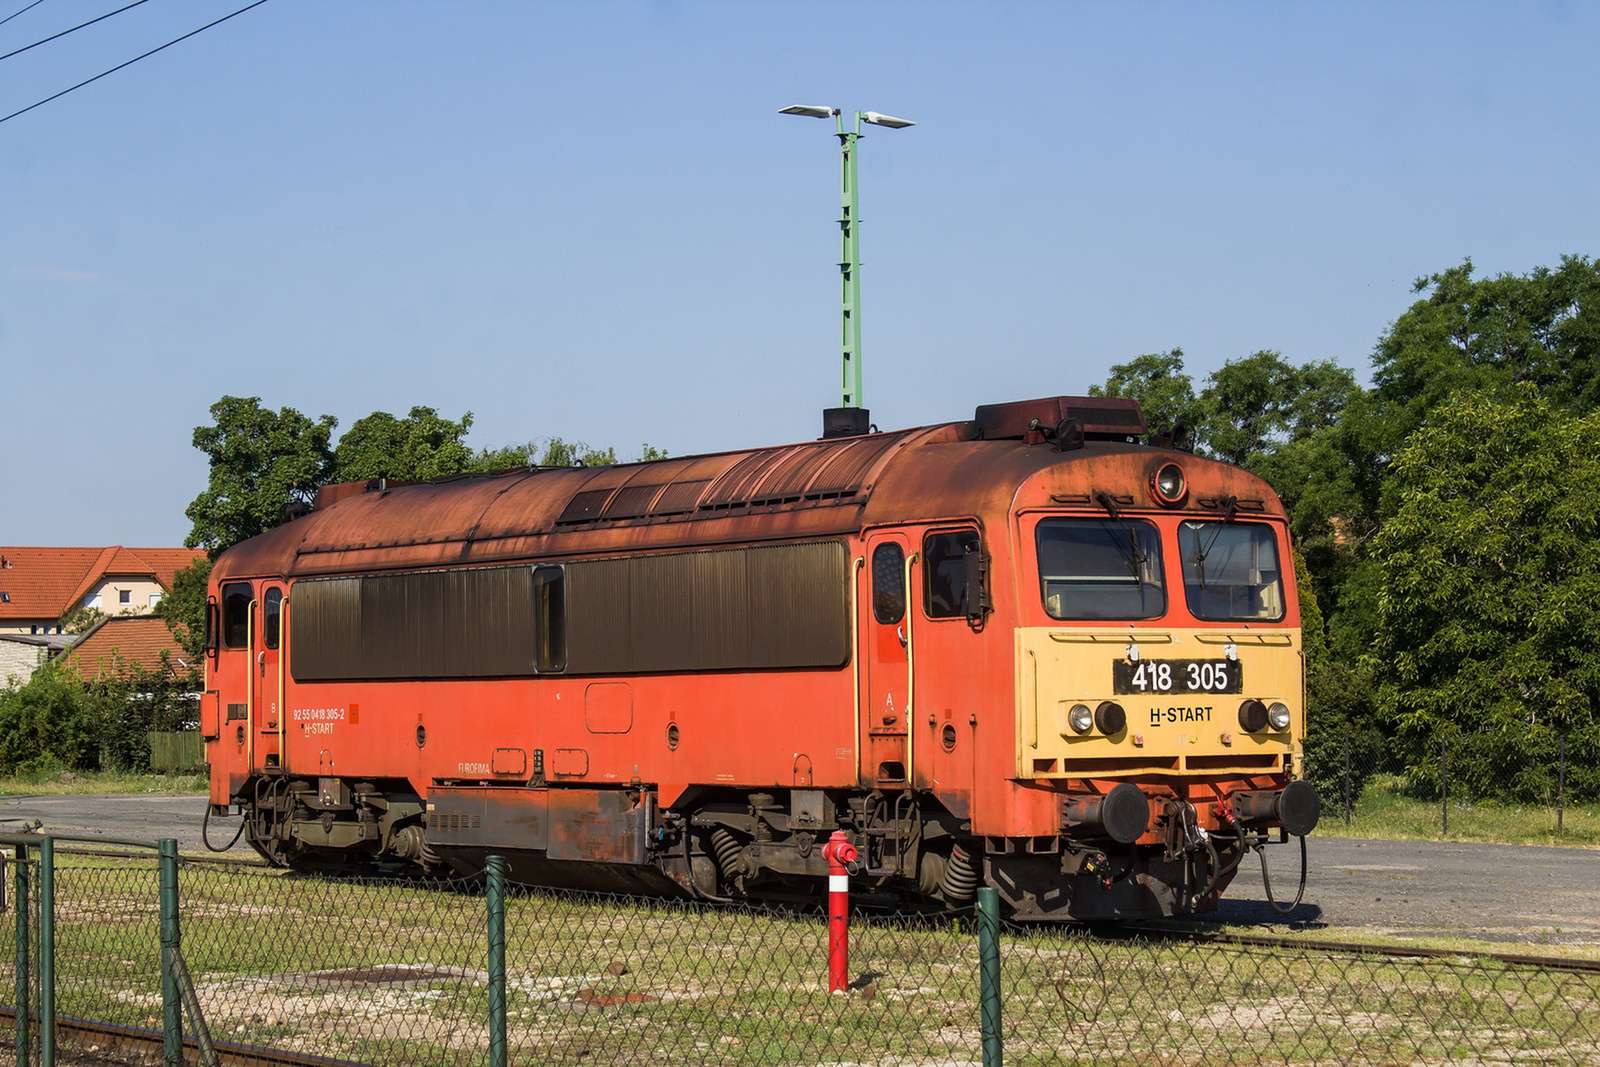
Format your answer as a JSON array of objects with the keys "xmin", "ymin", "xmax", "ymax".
[
  {"xmin": 0, "ymin": 0, "xmax": 49, "ymax": 31},
  {"xmin": 0, "ymin": 0, "xmax": 270, "ymax": 126},
  {"xmin": 0, "ymin": 0, "xmax": 150, "ymax": 64}
]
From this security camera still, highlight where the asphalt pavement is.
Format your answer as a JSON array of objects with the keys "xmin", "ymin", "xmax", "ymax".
[{"xmin": 2, "ymin": 794, "xmax": 1595, "ymax": 944}]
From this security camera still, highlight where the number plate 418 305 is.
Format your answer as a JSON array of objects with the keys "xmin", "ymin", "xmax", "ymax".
[{"xmin": 1112, "ymin": 659, "xmax": 1242, "ymax": 695}]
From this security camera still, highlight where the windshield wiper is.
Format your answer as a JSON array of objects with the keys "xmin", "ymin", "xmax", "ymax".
[{"xmin": 1187, "ymin": 522, "xmax": 1231, "ymax": 590}]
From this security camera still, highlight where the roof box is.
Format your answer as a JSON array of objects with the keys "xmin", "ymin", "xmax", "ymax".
[{"xmin": 972, "ymin": 396, "xmax": 1147, "ymax": 440}]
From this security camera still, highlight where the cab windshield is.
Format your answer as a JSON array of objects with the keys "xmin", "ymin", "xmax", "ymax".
[
  {"xmin": 1036, "ymin": 519, "xmax": 1166, "ymax": 620},
  {"xmin": 1179, "ymin": 521, "xmax": 1285, "ymax": 621}
]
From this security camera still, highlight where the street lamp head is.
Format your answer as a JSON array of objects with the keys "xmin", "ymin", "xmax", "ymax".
[
  {"xmin": 862, "ymin": 111, "xmax": 915, "ymax": 129},
  {"xmin": 779, "ymin": 104, "xmax": 837, "ymax": 119}
]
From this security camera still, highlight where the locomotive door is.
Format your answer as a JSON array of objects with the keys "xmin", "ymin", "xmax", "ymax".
[
  {"xmin": 863, "ymin": 533, "xmax": 914, "ymax": 789},
  {"xmin": 255, "ymin": 582, "xmax": 286, "ymax": 772}
]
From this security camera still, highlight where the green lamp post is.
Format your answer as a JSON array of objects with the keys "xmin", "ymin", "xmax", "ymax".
[{"xmin": 781, "ymin": 104, "xmax": 916, "ymax": 437}]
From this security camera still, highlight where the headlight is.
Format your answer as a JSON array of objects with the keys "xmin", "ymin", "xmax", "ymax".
[
  {"xmin": 1152, "ymin": 463, "xmax": 1186, "ymax": 506},
  {"xmin": 1068, "ymin": 703, "xmax": 1094, "ymax": 734},
  {"xmin": 1268, "ymin": 702, "xmax": 1291, "ymax": 730}
]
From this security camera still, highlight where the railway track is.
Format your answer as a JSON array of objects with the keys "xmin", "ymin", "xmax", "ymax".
[{"xmin": 1, "ymin": 1007, "xmax": 370, "ymax": 1067}]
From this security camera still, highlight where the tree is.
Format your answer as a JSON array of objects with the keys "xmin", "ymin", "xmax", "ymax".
[
  {"xmin": 1195, "ymin": 351, "xmax": 1359, "ymax": 469},
  {"xmin": 332, "ymin": 407, "xmax": 478, "ymax": 483},
  {"xmin": 185, "ymin": 397, "xmax": 336, "ymax": 556},
  {"xmin": 1088, "ymin": 350, "xmax": 1197, "ymax": 433},
  {"xmin": 1373, "ymin": 257, "xmax": 1600, "ymax": 429},
  {"xmin": 156, "ymin": 557, "xmax": 213, "ymax": 662},
  {"xmin": 1368, "ymin": 387, "xmax": 1600, "ymax": 801}
]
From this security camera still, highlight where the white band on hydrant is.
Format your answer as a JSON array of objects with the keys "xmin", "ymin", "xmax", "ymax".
[{"xmin": 829, "ymin": 874, "xmax": 849, "ymax": 893}]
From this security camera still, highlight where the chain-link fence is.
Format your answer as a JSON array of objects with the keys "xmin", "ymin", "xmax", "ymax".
[
  {"xmin": 3, "ymin": 838, "xmax": 1600, "ymax": 1065},
  {"xmin": 1305, "ymin": 727, "xmax": 1598, "ymax": 842}
]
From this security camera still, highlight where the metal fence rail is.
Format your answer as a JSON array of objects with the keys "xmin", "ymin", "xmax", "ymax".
[
  {"xmin": 1306, "ymin": 727, "xmax": 1597, "ymax": 840},
  {"xmin": 3, "ymin": 839, "xmax": 1600, "ymax": 1065}
]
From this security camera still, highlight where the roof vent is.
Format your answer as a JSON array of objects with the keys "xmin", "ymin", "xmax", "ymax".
[
  {"xmin": 973, "ymin": 396, "xmax": 1146, "ymax": 440},
  {"xmin": 0, "ymin": 592, "xmax": 8, "ymax": 603}
]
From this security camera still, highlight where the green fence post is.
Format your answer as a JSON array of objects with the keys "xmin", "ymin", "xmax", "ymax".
[
  {"xmin": 487, "ymin": 854, "xmax": 507, "ymax": 1067},
  {"xmin": 486, "ymin": 857, "xmax": 505, "ymax": 1067},
  {"xmin": 158, "ymin": 838, "xmax": 181, "ymax": 1067},
  {"xmin": 1440, "ymin": 738, "xmax": 1448, "ymax": 836},
  {"xmin": 14, "ymin": 843, "xmax": 29, "ymax": 1067},
  {"xmin": 977, "ymin": 886, "xmax": 1002, "ymax": 1067},
  {"xmin": 38, "ymin": 838, "xmax": 53, "ymax": 1067}
]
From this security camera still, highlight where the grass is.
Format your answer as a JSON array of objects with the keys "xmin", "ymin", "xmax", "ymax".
[
  {"xmin": 1317, "ymin": 773, "xmax": 1600, "ymax": 847},
  {"xmin": 0, "ymin": 768, "xmax": 208, "ymax": 796},
  {"xmin": 6, "ymin": 856, "xmax": 1599, "ymax": 1066}
]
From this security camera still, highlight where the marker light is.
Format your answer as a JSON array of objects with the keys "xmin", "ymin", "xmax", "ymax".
[
  {"xmin": 1153, "ymin": 463, "xmax": 1186, "ymax": 506},
  {"xmin": 1238, "ymin": 699, "xmax": 1269, "ymax": 733},
  {"xmin": 1268, "ymin": 702, "xmax": 1292, "ymax": 731},
  {"xmin": 1068, "ymin": 704, "xmax": 1094, "ymax": 735},
  {"xmin": 1095, "ymin": 701, "xmax": 1127, "ymax": 735}
]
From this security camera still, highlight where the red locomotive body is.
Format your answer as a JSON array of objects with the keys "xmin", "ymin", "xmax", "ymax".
[{"xmin": 202, "ymin": 396, "xmax": 1319, "ymax": 920}]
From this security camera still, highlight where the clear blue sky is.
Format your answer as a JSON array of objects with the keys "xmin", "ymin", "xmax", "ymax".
[{"xmin": 4, "ymin": 1, "xmax": 1597, "ymax": 545}]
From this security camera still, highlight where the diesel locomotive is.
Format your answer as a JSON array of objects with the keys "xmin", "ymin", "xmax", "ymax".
[{"xmin": 201, "ymin": 394, "xmax": 1319, "ymax": 920}]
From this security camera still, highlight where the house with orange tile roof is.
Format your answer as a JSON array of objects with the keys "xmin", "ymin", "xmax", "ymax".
[
  {"xmin": 57, "ymin": 615, "xmax": 193, "ymax": 681},
  {"xmin": 0, "ymin": 546, "xmax": 204, "ymax": 635}
]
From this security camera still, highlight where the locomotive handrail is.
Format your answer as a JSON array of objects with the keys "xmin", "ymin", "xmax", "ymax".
[
  {"xmin": 1048, "ymin": 631, "xmax": 1173, "ymax": 644},
  {"xmin": 246, "ymin": 598, "xmax": 258, "ymax": 774},
  {"xmin": 903, "ymin": 551, "xmax": 919, "ymax": 787},
  {"xmin": 279, "ymin": 593, "xmax": 289, "ymax": 774},
  {"xmin": 850, "ymin": 557, "xmax": 864, "ymax": 784},
  {"xmin": 1193, "ymin": 632, "xmax": 1293, "ymax": 646}
]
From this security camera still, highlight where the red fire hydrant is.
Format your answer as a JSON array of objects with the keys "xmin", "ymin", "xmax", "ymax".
[{"xmin": 820, "ymin": 830, "xmax": 858, "ymax": 993}]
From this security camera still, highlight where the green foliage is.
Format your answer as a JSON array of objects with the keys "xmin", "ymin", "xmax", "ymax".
[
  {"xmin": 1372, "ymin": 256, "xmax": 1600, "ymax": 441},
  {"xmin": 0, "ymin": 653, "xmax": 200, "ymax": 775},
  {"xmin": 1089, "ymin": 349, "xmax": 1197, "ymax": 433},
  {"xmin": 536, "ymin": 437, "xmax": 618, "ymax": 468},
  {"xmin": 1195, "ymin": 350, "xmax": 1360, "ymax": 469},
  {"xmin": 0, "ymin": 663, "xmax": 105, "ymax": 773},
  {"xmin": 1369, "ymin": 387, "xmax": 1600, "ymax": 800},
  {"xmin": 185, "ymin": 396, "xmax": 337, "ymax": 556},
  {"xmin": 57, "ymin": 605, "xmax": 106, "ymax": 634},
  {"xmin": 157, "ymin": 557, "xmax": 213, "ymax": 662},
  {"xmin": 332, "ymin": 407, "xmax": 478, "ymax": 483}
]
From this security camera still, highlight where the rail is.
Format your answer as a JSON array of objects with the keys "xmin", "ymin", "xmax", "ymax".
[{"xmin": 0, "ymin": 1008, "xmax": 371, "ymax": 1067}]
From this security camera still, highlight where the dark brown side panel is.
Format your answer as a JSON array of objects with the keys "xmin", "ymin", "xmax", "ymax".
[
  {"xmin": 292, "ymin": 566, "xmax": 535, "ymax": 681},
  {"xmin": 426, "ymin": 786, "xmax": 648, "ymax": 864},
  {"xmin": 563, "ymin": 540, "xmax": 849, "ymax": 674}
]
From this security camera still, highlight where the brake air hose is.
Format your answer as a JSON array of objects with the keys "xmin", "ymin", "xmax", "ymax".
[
  {"xmin": 1259, "ymin": 833, "xmax": 1309, "ymax": 915},
  {"xmin": 201, "ymin": 802, "xmax": 247, "ymax": 852}
]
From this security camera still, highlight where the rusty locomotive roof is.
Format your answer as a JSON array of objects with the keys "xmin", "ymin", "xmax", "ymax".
[{"xmin": 213, "ymin": 398, "xmax": 1287, "ymax": 582}]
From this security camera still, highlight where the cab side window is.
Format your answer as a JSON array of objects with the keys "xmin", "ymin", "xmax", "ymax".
[
  {"xmin": 263, "ymin": 588, "xmax": 282, "ymax": 650},
  {"xmin": 923, "ymin": 528, "xmax": 980, "ymax": 618},
  {"xmin": 872, "ymin": 543, "xmax": 906, "ymax": 624},
  {"xmin": 222, "ymin": 583, "xmax": 252, "ymax": 649}
]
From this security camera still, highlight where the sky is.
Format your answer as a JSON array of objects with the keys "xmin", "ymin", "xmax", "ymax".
[{"xmin": 3, "ymin": 1, "xmax": 1598, "ymax": 545}]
